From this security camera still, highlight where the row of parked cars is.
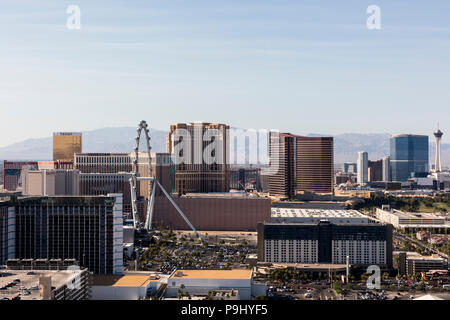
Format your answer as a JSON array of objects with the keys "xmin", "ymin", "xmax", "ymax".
[
  {"xmin": 0, "ymin": 278, "xmax": 22, "ymax": 290},
  {"xmin": 1, "ymin": 279, "xmax": 39, "ymax": 290},
  {"xmin": 356, "ymin": 290, "xmax": 387, "ymax": 300},
  {"xmin": 0, "ymin": 278, "xmax": 39, "ymax": 299}
]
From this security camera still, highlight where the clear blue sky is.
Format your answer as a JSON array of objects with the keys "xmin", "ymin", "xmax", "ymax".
[{"xmin": 1, "ymin": 0, "xmax": 449, "ymax": 147}]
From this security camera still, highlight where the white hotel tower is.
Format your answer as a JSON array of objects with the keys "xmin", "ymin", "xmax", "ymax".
[{"xmin": 434, "ymin": 123, "xmax": 443, "ymax": 172}]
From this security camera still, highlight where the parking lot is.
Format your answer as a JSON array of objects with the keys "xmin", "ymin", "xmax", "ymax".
[
  {"xmin": 0, "ymin": 271, "xmax": 61, "ymax": 300},
  {"xmin": 257, "ymin": 271, "xmax": 450, "ymax": 300},
  {"xmin": 131, "ymin": 229, "xmax": 450, "ymax": 300},
  {"xmin": 135, "ymin": 229, "xmax": 257, "ymax": 274},
  {"xmin": 265, "ymin": 281, "xmax": 339, "ymax": 300}
]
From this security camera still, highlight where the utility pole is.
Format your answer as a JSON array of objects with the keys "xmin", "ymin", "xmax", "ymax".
[{"xmin": 346, "ymin": 255, "xmax": 350, "ymax": 283}]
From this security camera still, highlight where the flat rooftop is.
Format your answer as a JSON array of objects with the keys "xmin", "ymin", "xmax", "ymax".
[
  {"xmin": 92, "ymin": 275, "xmax": 159, "ymax": 287},
  {"xmin": 0, "ymin": 269, "xmax": 82, "ymax": 300},
  {"xmin": 269, "ymin": 263, "xmax": 347, "ymax": 271},
  {"xmin": 271, "ymin": 208, "xmax": 367, "ymax": 219},
  {"xmin": 3, "ymin": 195, "xmax": 118, "ymax": 206},
  {"xmin": 390, "ymin": 209, "xmax": 446, "ymax": 220},
  {"xmin": 75, "ymin": 152, "xmax": 170, "ymax": 157},
  {"xmin": 407, "ymin": 255, "xmax": 446, "ymax": 262},
  {"xmin": 398, "ymin": 224, "xmax": 450, "ymax": 228},
  {"xmin": 390, "ymin": 134, "xmax": 428, "ymax": 139},
  {"xmin": 79, "ymin": 172, "xmax": 132, "ymax": 177},
  {"xmin": 182, "ymin": 192, "xmax": 260, "ymax": 199},
  {"xmin": 170, "ymin": 269, "xmax": 252, "ymax": 280},
  {"xmin": 54, "ymin": 132, "xmax": 81, "ymax": 136},
  {"xmin": 394, "ymin": 252, "xmax": 446, "ymax": 261},
  {"xmin": 75, "ymin": 153, "xmax": 129, "ymax": 156}
]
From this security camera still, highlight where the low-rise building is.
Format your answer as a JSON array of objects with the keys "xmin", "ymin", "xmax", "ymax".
[
  {"xmin": 334, "ymin": 189, "xmax": 380, "ymax": 198},
  {"xmin": 396, "ymin": 251, "xmax": 449, "ymax": 276},
  {"xmin": 91, "ymin": 269, "xmax": 265, "ymax": 300},
  {"xmin": 376, "ymin": 207, "xmax": 448, "ymax": 230},
  {"xmin": 335, "ymin": 172, "xmax": 357, "ymax": 185},
  {"xmin": 428, "ymin": 235, "xmax": 448, "ymax": 246},
  {"xmin": 416, "ymin": 231, "xmax": 430, "ymax": 241},
  {"xmin": 91, "ymin": 273, "xmax": 164, "ymax": 300},
  {"xmin": 0, "ymin": 268, "xmax": 90, "ymax": 300},
  {"xmin": 166, "ymin": 269, "xmax": 265, "ymax": 300},
  {"xmin": 407, "ymin": 255, "xmax": 448, "ymax": 275},
  {"xmin": 271, "ymin": 208, "xmax": 370, "ymax": 224}
]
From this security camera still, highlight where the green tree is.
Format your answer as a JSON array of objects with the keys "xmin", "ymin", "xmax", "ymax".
[
  {"xmin": 333, "ymin": 281, "xmax": 342, "ymax": 295},
  {"xmin": 361, "ymin": 273, "xmax": 369, "ymax": 282}
]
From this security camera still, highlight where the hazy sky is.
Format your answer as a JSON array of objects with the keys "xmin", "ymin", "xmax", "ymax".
[{"xmin": 1, "ymin": 0, "xmax": 449, "ymax": 147}]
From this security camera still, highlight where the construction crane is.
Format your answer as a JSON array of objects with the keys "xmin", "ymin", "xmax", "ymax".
[{"xmin": 129, "ymin": 120, "xmax": 206, "ymax": 244}]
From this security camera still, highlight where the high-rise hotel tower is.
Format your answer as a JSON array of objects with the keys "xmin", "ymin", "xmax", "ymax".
[{"xmin": 268, "ymin": 133, "xmax": 333, "ymax": 198}]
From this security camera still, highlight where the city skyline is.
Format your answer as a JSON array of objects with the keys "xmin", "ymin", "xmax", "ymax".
[
  {"xmin": 1, "ymin": 125, "xmax": 449, "ymax": 168},
  {"xmin": 1, "ymin": 0, "xmax": 450, "ymax": 146},
  {"xmin": 1, "ymin": 1, "xmax": 450, "ymax": 305},
  {"xmin": 0, "ymin": 122, "xmax": 448, "ymax": 148}
]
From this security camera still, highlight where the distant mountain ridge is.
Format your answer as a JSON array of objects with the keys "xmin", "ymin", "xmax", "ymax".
[
  {"xmin": 308, "ymin": 133, "xmax": 392, "ymax": 163},
  {"xmin": 0, "ymin": 127, "xmax": 167, "ymax": 161},
  {"xmin": 0, "ymin": 127, "xmax": 448, "ymax": 166}
]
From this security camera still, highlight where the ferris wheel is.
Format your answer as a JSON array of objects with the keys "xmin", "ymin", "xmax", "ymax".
[{"xmin": 129, "ymin": 120, "xmax": 205, "ymax": 243}]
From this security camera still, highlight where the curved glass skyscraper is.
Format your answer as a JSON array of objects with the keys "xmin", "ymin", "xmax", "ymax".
[{"xmin": 390, "ymin": 134, "xmax": 429, "ymax": 182}]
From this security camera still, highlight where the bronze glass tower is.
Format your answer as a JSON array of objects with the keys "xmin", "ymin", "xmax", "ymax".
[
  {"xmin": 53, "ymin": 132, "xmax": 82, "ymax": 162},
  {"xmin": 296, "ymin": 136, "xmax": 334, "ymax": 194},
  {"xmin": 269, "ymin": 133, "xmax": 334, "ymax": 198},
  {"xmin": 268, "ymin": 132, "xmax": 297, "ymax": 199}
]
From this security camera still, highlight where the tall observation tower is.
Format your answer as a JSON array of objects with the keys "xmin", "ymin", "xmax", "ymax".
[{"xmin": 434, "ymin": 122, "xmax": 443, "ymax": 172}]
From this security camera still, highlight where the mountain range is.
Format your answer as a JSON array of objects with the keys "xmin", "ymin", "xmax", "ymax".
[{"xmin": 0, "ymin": 127, "xmax": 448, "ymax": 166}]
